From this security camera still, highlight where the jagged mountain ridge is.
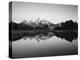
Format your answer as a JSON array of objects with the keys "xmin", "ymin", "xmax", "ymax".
[
  {"xmin": 21, "ymin": 19, "xmax": 61, "ymax": 27},
  {"xmin": 21, "ymin": 18, "xmax": 51, "ymax": 25}
]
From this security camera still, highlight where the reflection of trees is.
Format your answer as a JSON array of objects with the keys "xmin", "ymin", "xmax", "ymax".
[
  {"xmin": 11, "ymin": 32, "xmax": 54, "ymax": 42},
  {"xmin": 11, "ymin": 31, "xmax": 77, "ymax": 42},
  {"xmin": 29, "ymin": 32, "xmax": 54, "ymax": 42},
  {"xmin": 54, "ymin": 31, "xmax": 78, "ymax": 42}
]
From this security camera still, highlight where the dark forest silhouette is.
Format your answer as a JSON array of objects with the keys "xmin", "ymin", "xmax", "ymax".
[
  {"xmin": 9, "ymin": 20, "xmax": 78, "ymax": 31},
  {"xmin": 54, "ymin": 20, "xmax": 78, "ymax": 30}
]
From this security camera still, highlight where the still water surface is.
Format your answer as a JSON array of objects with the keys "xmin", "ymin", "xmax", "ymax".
[{"xmin": 12, "ymin": 31, "xmax": 78, "ymax": 58}]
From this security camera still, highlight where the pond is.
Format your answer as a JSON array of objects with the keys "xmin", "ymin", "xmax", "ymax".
[{"xmin": 10, "ymin": 30, "xmax": 78, "ymax": 58}]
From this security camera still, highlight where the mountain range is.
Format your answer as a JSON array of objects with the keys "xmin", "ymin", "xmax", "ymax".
[{"xmin": 10, "ymin": 19, "xmax": 61, "ymax": 31}]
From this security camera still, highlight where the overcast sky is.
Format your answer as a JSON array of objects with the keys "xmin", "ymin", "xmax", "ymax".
[{"xmin": 12, "ymin": 2, "xmax": 78, "ymax": 24}]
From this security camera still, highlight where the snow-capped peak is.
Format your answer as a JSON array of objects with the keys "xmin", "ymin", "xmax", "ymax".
[{"xmin": 21, "ymin": 18, "xmax": 52, "ymax": 25}]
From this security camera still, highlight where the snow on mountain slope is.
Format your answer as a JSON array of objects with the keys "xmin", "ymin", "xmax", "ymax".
[{"xmin": 17, "ymin": 18, "xmax": 61, "ymax": 28}]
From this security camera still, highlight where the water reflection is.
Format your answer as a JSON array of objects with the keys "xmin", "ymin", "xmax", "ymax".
[
  {"xmin": 11, "ymin": 30, "xmax": 78, "ymax": 42},
  {"xmin": 54, "ymin": 31, "xmax": 78, "ymax": 42}
]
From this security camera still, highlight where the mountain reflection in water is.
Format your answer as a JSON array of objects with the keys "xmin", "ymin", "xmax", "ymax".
[{"xmin": 10, "ymin": 30, "xmax": 78, "ymax": 42}]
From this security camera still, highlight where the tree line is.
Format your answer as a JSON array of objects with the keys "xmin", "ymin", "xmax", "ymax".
[
  {"xmin": 9, "ymin": 20, "xmax": 78, "ymax": 31},
  {"xmin": 54, "ymin": 20, "xmax": 78, "ymax": 30}
]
